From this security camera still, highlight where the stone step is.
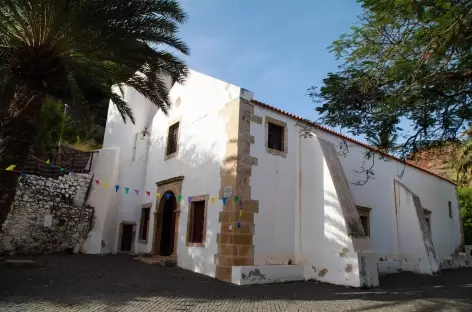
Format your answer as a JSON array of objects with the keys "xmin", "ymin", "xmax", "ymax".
[{"xmin": 136, "ymin": 255, "xmax": 177, "ymax": 267}]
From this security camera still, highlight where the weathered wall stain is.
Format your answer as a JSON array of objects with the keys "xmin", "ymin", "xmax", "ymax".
[
  {"xmin": 245, "ymin": 268, "xmax": 266, "ymax": 280},
  {"xmin": 318, "ymin": 268, "xmax": 328, "ymax": 277},
  {"xmin": 345, "ymin": 264, "xmax": 353, "ymax": 273},
  {"xmin": 339, "ymin": 248, "xmax": 349, "ymax": 257}
]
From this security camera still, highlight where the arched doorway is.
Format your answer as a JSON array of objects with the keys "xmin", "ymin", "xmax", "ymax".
[{"xmin": 155, "ymin": 191, "xmax": 177, "ymax": 256}]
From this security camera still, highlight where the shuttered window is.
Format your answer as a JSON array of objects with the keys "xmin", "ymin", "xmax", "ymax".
[
  {"xmin": 166, "ymin": 122, "xmax": 180, "ymax": 156},
  {"xmin": 268, "ymin": 122, "xmax": 284, "ymax": 151},
  {"xmin": 188, "ymin": 201, "xmax": 205, "ymax": 244},
  {"xmin": 139, "ymin": 208, "xmax": 150, "ymax": 241}
]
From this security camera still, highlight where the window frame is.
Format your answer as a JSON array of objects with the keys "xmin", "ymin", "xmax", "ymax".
[
  {"xmin": 186, "ymin": 194, "xmax": 209, "ymax": 247},
  {"xmin": 138, "ymin": 204, "xmax": 152, "ymax": 243},
  {"xmin": 356, "ymin": 206, "xmax": 371, "ymax": 237},
  {"xmin": 265, "ymin": 116, "xmax": 288, "ymax": 158},
  {"xmin": 165, "ymin": 118, "xmax": 181, "ymax": 161}
]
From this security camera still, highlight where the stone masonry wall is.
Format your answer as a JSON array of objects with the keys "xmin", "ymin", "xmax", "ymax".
[{"xmin": 0, "ymin": 173, "xmax": 94, "ymax": 254}]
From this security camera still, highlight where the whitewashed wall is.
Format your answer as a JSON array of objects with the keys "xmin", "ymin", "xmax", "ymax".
[
  {"xmin": 318, "ymin": 130, "xmax": 461, "ymax": 261},
  {"xmin": 251, "ymin": 104, "xmax": 462, "ymax": 270},
  {"xmin": 102, "ymin": 70, "xmax": 243, "ymax": 277},
  {"xmin": 142, "ymin": 71, "xmax": 243, "ymax": 277},
  {"xmin": 250, "ymin": 108, "xmax": 299, "ymax": 265},
  {"xmin": 83, "ymin": 147, "xmax": 120, "ymax": 254}
]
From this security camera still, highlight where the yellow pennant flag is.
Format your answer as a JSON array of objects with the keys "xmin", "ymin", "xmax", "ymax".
[
  {"xmin": 239, "ymin": 210, "xmax": 243, "ymax": 217},
  {"xmin": 103, "ymin": 182, "xmax": 109, "ymax": 189},
  {"xmin": 210, "ymin": 197, "xmax": 216, "ymax": 204},
  {"xmin": 46, "ymin": 159, "xmax": 50, "ymax": 164},
  {"xmin": 156, "ymin": 192, "xmax": 161, "ymax": 198},
  {"xmin": 5, "ymin": 165, "xmax": 16, "ymax": 171}
]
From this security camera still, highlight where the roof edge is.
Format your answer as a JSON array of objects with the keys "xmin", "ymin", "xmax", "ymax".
[{"xmin": 251, "ymin": 99, "xmax": 457, "ymax": 186}]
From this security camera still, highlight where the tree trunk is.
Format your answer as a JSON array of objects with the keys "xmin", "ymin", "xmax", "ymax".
[{"xmin": 0, "ymin": 85, "xmax": 44, "ymax": 232}]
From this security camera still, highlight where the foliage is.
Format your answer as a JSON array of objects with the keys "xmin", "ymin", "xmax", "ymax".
[
  {"xmin": 0, "ymin": 0, "xmax": 190, "ymax": 124},
  {"xmin": 31, "ymin": 97, "xmax": 67, "ymax": 157},
  {"xmin": 309, "ymin": 0, "xmax": 472, "ymax": 159},
  {"xmin": 458, "ymin": 187, "xmax": 472, "ymax": 245},
  {"xmin": 0, "ymin": 0, "xmax": 190, "ymax": 230},
  {"xmin": 365, "ymin": 121, "xmax": 400, "ymax": 152},
  {"xmin": 32, "ymin": 96, "xmax": 104, "ymax": 156}
]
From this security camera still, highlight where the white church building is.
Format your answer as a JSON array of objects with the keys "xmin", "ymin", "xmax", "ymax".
[{"xmin": 82, "ymin": 70, "xmax": 465, "ymax": 288}]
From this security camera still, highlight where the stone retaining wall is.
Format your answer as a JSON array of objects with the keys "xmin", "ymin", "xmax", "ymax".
[{"xmin": 0, "ymin": 173, "xmax": 94, "ymax": 254}]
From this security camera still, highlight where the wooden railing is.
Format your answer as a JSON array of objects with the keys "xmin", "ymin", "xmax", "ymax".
[{"xmin": 23, "ymin": 151, "xmax": 98, "ymax": 177}]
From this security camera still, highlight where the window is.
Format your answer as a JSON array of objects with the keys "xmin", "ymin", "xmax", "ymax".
[
  {"xmin": 268, "ymin": 122, "xmax": 284, "ymax": 151},
  {"xmin": 360, "ymin": 216, "xmax": 370, "ymax": 236},
  {"xmin": 265, "ymin": 116, "xmax": 288, "ymax": 157},
  {"xmin": 356, "ymin": 206, "xmax": 371, "ymax": 237},
  {"xmin": 188, "ymin": 200, "xmax": 206, "ymax": 245},
  {"xmin": 166, "ymin": 122, "xmax": 180, "ymax": 156},
  {"xmin": 139, "ymin": 207, "xmax": 151, "ymax": 242},
  {"xmin": 448, "ymin": 201, "xmax": 453, "ymax": 218}
]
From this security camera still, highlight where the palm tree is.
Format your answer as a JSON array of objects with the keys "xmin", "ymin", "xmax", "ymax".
[
  {"xmin": 366, "ymin": 125, "xmax": 399, "ymax": 152},
  {"xmin": 0, "ymin": 0, "xmax": 189, "ymax": 230}
]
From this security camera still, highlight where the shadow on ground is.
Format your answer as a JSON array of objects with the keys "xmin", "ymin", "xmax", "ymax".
[{"xmin": 1, "ymin": 255, "xmax": 471, "ymax": 311}]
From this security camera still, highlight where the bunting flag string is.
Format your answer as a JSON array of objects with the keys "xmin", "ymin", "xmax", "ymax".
[{"xmin": 3, "ymin": 157, "xmax": 238, "ymax": 207}]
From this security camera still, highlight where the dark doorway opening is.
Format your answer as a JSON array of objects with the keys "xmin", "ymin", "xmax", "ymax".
[
  {"xmin": 120, "ymin": 224, "xmax": 134, "ymax": 252},
  {"xmin": 159, "ymin": 192, "xmax": 177, "ymax": 256}
]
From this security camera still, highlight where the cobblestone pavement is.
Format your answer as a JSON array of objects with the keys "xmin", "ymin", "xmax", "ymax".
[{"xmin": 1, "ymin": 255, "xmax": 471, "ymax": 311}]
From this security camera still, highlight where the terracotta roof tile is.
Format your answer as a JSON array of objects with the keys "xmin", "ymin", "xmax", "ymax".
[{"xmin": 251, "ymin": 99, "xmax": 457, "ymax": 186}]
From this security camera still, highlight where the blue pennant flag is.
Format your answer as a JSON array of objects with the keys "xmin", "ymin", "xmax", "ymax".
[
  {"xmin": 222, "ymin": 197, "xmax": 227, "ymax": 205},
  {"xmin": 115, "ymin": 185, "xmax": 120, "ymax": 192},
  {"xmin": 135, "ymin": 189, "xmax": 139, "ymax": 196},
  {"xmin": 165, "ymin": 193, "xmax": 172, "ymax": 200},
  {"xmin": 20, "ymin": 172, "xmax": 25, "ymax": 177},
  {"xmin": 237, "ymin": 222, "xmax": 241, "ymax": 228}
]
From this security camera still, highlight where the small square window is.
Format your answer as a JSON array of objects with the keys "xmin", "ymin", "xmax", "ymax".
[
  {"xmin": 448, "ymin": 201, "xmax": 453, "ymax": 218},
  {"xmin": 166, "ymin": 122, "xmax": 180, "ymax": 156},
  {"xmin": 188, "ymin": 200, "xmax": 206, "ymax": 245},
  {"xmin": 268, "ymin": 122, "xmax": 284, "ymax": 152}
]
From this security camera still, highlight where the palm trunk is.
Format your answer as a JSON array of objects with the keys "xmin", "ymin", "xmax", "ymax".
[{"xmin": 0, "ymin": 85, "xmax": 44, "ymax": 232}]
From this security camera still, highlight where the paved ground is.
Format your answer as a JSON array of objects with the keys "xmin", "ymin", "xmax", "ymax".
[{"xmin": 0, "ymin": 255, "xmax": 471, "ymax": 311}]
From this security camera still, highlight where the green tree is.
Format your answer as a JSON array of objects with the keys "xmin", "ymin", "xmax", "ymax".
[
  {"xmin": 32, "ymin": 96, "xmax": 68, "ymax": 157},
  {"xmin": 458, "ymin": 187, "xmax": 472, "ymax": 245},
  {"xmin": 309, "ymin": 0, "xmax": 472, "ymax": 160},
  {"xmin": 0, "ymin": 0, "xmax": 189, "ymax": 230},
  {"xmin": 366, "ymin": 120, "xmax": 400, "ymax": 152}
]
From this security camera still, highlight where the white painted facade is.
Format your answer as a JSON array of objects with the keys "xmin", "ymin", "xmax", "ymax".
[{"xmin": 83, "ymin": 69, "xmax": 463, "ymax": 287}]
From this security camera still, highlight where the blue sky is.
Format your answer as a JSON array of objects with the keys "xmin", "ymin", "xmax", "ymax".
[{"xmin": 178, "ymin": 0, "xmax": 364, "ymax": 139}]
